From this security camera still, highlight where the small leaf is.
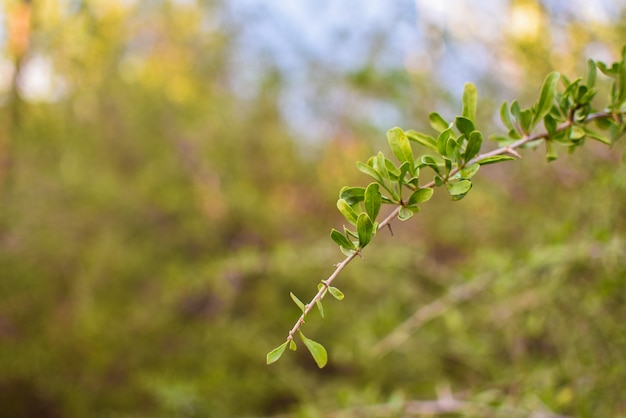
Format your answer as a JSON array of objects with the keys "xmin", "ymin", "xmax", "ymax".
[
  {"xmin": 384, "ymin": 158, "xmax": 401, "ymax": 179},
  {"xmin": 545, "ymin": 140, "xmax": 558, "ymax": 162},
  {"xmin": 459, "ymin": 163, "xmax": 480, "ymax": 179},
  {"xmin": 316, "ymin": 300, "xmax": 324, "ymax": 318},
  {"xmin": 387, "ymin": 127, "xmax": 415, "ymax": 167},
  {"xmin": 446, "ymin": 179, "xmax": 472, "ymax": 196},
  {"xmin": 429, "ymin": 112, "xmax": 450, "ymax": 133},
  {"xmin": 374, "ymin": 152, "xmax": 391, "ymax": 183},
  {"xmin": 408, "ymin": 187, "xmax": 434, "ymax": 206},
  {"xmin": 299, "ymin": 332, "xmax": 328, "ymax": 368},
  {"xmin": 339, "ymin": 186, "xmax": 365, "ymax": 205},
  {"xmin": 586, "ymin": 59, "xmax": 596, "ymax": 89},
  {"xmin": 462, "ymin": 82, "xmax": 478, "ymax": 123},
  {"xmin": 357, "ymin": 213, "xmax": 374, "ymax": 248},
  {"xmin": 357, "ymin": 161, "xmax": 384, "ymax": 184},
  {"xmin": 397, "ymin": 161, "xmax": 411, "ymax": 190},
  {"xmin": 340, "ymin": 246, "xmax": 356, "ymax": 257},
  {"xmin": 289, "ymin": 340, "xmax": 297, "ymax": 351},
  {"xmin": 337, "ymin": 199, "xmax": 358, "ymax": 225},
  {"xmin": 266, "ymin": 341, "xmax": 289, "ymax": 365},
  {"xmin": 510, "ymin": 101, "xmax": 521, "ymax": 121},
  {"xmin": 478, "ymin": 155, "xmax": 516, "ymax": 165},
  {"xmin": 544, "ymin": 114, "xmax": 558, "ymax": 136},
  {"xmin": 290, "ymin": 292, "xmax": 306, "ymax": 313},
  {"xmin": 532, "ymin": 72, "xmax": 560, "ymax": 129},
  {"xmin": 398, "ymin": 206, "xmax": 415, "ymax": 221},
  {"xmin": 464, "ymin": 130, "xmax": 482, "ymax": 162},
  {"xmin": 500, "ymin": 101, "xmax": 514, "ymax": 130},
  {"xmin": 436, "ymin": 127, "xmax": 452, "ymax": 156},
  {"xmin": 585, "ymin": 128, "xmax": 612, "ymax": 145},
  {"xmin": 455, "ymin": 116, "xmax": 475, "ymax": 137},
  {"xmin": 330, "ymin": 228, "xmax": 356, "ymax": 251},
  {"xmin": 406, "ymin": 130, "xmax": 438, "ymax": 151},
  {"xmin": 445, "ymin": 137, "xmax": 459, "ymax": 160},
  {"xmin": 364, "ymin": 182, "xmax": 382, "ymax": 221},
  {"xmin": 328, "ymin": 286, "xmax": 345, "ymax": 300},
  {"xmin": 519, "ymin": 109, "xmax": 533, "ymax": 133},
  {"xmin": 420, "ymin": 155, "xmax": 439, "ymax": 167}
]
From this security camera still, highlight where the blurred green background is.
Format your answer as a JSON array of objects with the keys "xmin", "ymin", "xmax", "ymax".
[{"xmin": 0, "ymin": 1, "xmax": 625, "ymax": 417}]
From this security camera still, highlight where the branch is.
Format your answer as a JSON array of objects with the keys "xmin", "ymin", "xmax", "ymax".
[
  {"xmin": 270, "ymin": 385, "xmax": 572, "ymax": 418},
  {"xmin": 371, "ymin": 273, "xmax": 493, "ymax": 357},
  {"xmin": 281, "ymin": 111, "xmax": 615, "ymax": 345}
]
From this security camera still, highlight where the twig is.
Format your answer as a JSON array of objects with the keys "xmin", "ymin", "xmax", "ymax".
[{"xmin": 281, "ymin": 110, "xmax": 620, "ymax": 345}]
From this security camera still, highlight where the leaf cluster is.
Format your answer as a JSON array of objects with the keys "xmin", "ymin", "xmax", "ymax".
[{"xmin": 268, "ymin": 46, "xmax": 626, "ymax": 368}]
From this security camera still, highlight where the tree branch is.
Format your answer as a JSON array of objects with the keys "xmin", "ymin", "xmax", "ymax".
[{"xmin": 281, "ymin": 111, "xmax": 619, "ymax": 345}]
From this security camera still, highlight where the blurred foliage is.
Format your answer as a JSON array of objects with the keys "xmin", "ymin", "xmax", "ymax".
[{"xmin": 0, "ymin": 0, "xmax": 625, "ymax": 417}]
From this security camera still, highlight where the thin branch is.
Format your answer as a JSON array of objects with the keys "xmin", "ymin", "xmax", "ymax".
[
  {"xmin": 270, "ymin": 390, "xmax": 572, "ymax": 418},
  {"xmin": 372, "ymin": 273, "xmax": 493, "ymax": 357},
  {"xmin": 280, "ymin": 110, "xmax": 621, "ymax": 344}
]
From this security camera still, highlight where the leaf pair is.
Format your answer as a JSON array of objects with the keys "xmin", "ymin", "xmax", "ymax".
[
  {"xmin": 266, "ymin": 331, "xmax": 327, "ymax": 368},
  {"xmin": 500, "ymin": 72, "xmax": 559, "ymax": 136}
]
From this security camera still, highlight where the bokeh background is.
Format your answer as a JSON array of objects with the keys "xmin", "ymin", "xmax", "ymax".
[{"xmin": 0, "ymin": 0, "xmax": 625, "ymax": 416}]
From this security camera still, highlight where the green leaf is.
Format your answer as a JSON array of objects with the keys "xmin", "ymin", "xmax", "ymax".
[
  {"xmin": 384, "ymin": 158, "xmax": 401, "ymax": 179},
  {"xmin": 510, "ymin": 101, "xmax": 521, "ymax": 122},
  {"xmin": 429, "ymin": 112, "xmax": 450, "ymax": 133},
  {"xmin": 459, "ymin": 163, "xmax": 480, "ymax": 179},
  {"xmin": 532, "ymin": 72, "xmax": 560, "ymax": 129},
  {"xmin": 356, "ymin": 213, "xmax": 374, "ymax": 248},
  {"xmin": 436, "ymin": 127, "xmax": 453, "ymax": 156},
  {"xmin": 364, "ymin": 182, "xmax": 382, "ymax": 221},
  {"xmin": 328, "ymin": 286, "xmax": 345, "ymax": 300},
  {"xmin": 545, "ymin": 140, "xmax": 558, "ymax": 162},
  {"xmin": 266, "ymin": 341, "xmax": 289, "ymax": 365},
  {"xmin": 500, "ymin": 101, "xmax": 514, "ymax": 131},
  {"xmin": 290, "ymin": 292, "xmax": 306, "ymax": 313},
  {"xmin": 330, "ymin": 228, "xmax": 356, "ymax": 251},
  {"xmin": 462, "ymin": 82, "xmax": 478, "ymax": 123},
  {"xmin": 372, "ymin": 153, "xmax": 400, "ymax": 201},
  {"xmin": 387, "ymin": 127, "xmax": 414, "ymax": 166},
  {"xmin": 455, "ymin": 116, "xmax": 475, "ymax": 138},
  {"xmin": 585, "ymin": 128, "xmax": 612, "ymax": 145},
  {"xmin": 478, "ymin": 155, "xmax": 516, "ymax": 165},
  {"xmin": 519, "ymin": 109, "xmax": 533, "ymax": 133},
  {"xmin": 446, "ymin": 179, "xmax": 472, "ymax": 196},
  {"xmin": 445, "ymin": 137, "xmax": 459, "ymax": 161},
  {"xmin": 510, "ymin": 101, "xmax": 533, "ymax": 133},
  {"xmin": 337, "ymin": 199, "xmax": 358, "ymax": 225},
  {"xmin": 406, "ymin": 130, "xmax": 438, "ymax": 151},
  {"xmin": 420, "ymin": 155, "xmax": 442, "ymax": 174},
  {"xmin": 544, "ymin": 114, "xmax": 558, "ymax": 136},
  {"xmin": 357, "ymin": 161, "xmax": 384, "ymax": 184},
  {"xmin": 289, "ymin": 340, "xmax": 297, "ymax": 351},
  {"xmin": 299, "ymin": 332, "xmax": 328, "ymax": 368},
  {"xmin": 339, "ymin": 186, "xmax": 365, "ymax": 206},
  {"xmin": 408, "ymin": 187, "xmax": 434, "ymax": 206},
  {"xmin": 586, "ymin": 59, "xmax": 596, "ymax": 89},
  {"xmin": 374, "ymin": 152, "xmax": 391, "ymax": 184},
  {"xmin": 464, "ymin": 130, "xmax": 483, "ymax": 162},
  {"xmin": 397, "ymin": 161, "xmax": 411, "ymax": 189},
  {"xmin": 398, "ymin": 206, "xmax": 415, "ymax": 221},
  {"xmin": 316, "ymin": 300, "xmax": 324, "ymax": 318},
  {"xmin": 340, "ymin": 246, "xmax": 356, "ymax": 257}
]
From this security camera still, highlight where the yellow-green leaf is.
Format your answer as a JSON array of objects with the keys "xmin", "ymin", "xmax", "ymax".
[
  {"xmin": 266, "ymin": 341, "xmax": 289, "ymax": 365},
  {"xmin": 299, "ymin": 332, "xmax": 328, "ymax": 368}
]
